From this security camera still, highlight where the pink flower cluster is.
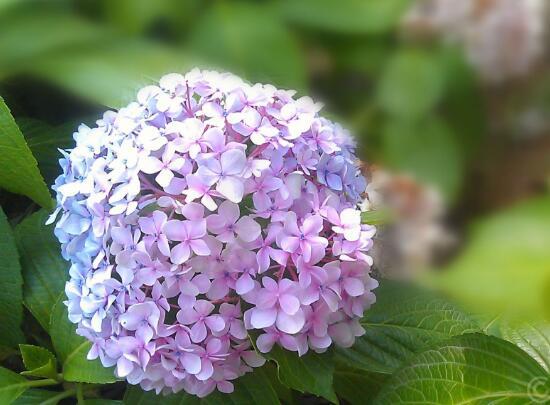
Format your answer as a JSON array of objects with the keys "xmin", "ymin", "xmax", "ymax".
[{"xmin": 49, "ymin": 70, "xmax": 377, "ymax": 397}]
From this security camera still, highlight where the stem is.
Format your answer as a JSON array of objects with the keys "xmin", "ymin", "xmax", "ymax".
[
  {"xmin": 76, "ymin": 383, "xmax": 86, "ymax": 404},
  {"xmin": 139, "ymin": 174, "xmax": 187, "ymax": 203},
  {"xmin": 249, "ymin": 143, "xmax": 269, "ymax": 159},
  {"xmin": 287, "ymin": 265, "xmax": 299, "ymax": 282},
  {"xmin": 42, "ymin": 389, "xmax": 77, "ymax": 405},
  {"xmin": 185, "ymin": 85, "xmax": 194, "ymax": 116},
  {"xmin": 24, "ymin": 378, "xmax": 60, "ymax": 388},
  {"xmin": 212, "ymin": 296, "xmax": 239, "ymax": 305}
]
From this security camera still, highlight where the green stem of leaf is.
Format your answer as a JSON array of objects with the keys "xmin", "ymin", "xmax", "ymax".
[
  {"xmin": 24, "ymin": 378, "xmax": 60, "ymax": 388},
  {"xmin": 76, "ymin": 383, "xmax": 86, "ymax": 404},
  {"xmin": 41, "ymin": 388, "xmax": 77, "ymax": 405}
]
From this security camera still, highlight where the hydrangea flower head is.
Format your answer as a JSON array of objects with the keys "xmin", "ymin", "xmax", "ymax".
[{"xmin": 49, "ymin": 69, "xmax": 377, "ymax": 397}]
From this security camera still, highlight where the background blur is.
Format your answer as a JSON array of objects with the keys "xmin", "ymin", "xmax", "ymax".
[{"xmin": 0, "ymin": 0, "xmax": 549, "ymax": 322}]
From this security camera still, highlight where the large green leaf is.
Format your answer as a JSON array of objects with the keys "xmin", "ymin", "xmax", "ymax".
[
  {"xmin": 28, "ymin": 40, "xmax": 194, "ymax": 109},
  {"xmin": 381, "ymin": 117, "xmax": 463, "ymax": 201},
  {"xmin": 0, "ymin": 206, "xmax": 24, "ymax": 348},
  {"xmin": 19, "ymin": 344, "xmax": 57, "ymax": 380},
  {"xmin": 20, "ymin": 118, "xmax": 75, "ymax": 185},
  {"xmin": 189, "ymin": 2, "xmax": 306, "ymax": 91},
  {"xmin": 101, "ymin": 0, "xmax": 173, "ymax": 34},
  {"xmin": 0, "ymin": 9, "xmax": 107, "ymax": 77},
  {"xmin": 441, "ymin": 49, "xmax": 486, "ymax": 158},
  {"xmin": 265, "ymin": 346, "xmax": 337, "ymax": 403},
  {"xmin": 337, "ymin": 281, "xmax": 479, "ymax": 374},
  {"xmin": 377, "ymin": 49, "xmax": 446, "ymax": 120},
  {"xmin": 124, "ymin": 386, "xmax": 198, "ymax": 405},
  {"xmin": 49, "ymin": 295, "xmax": 116, "ymax": 384},
  {"xmin": 123, "ymin": 365, "xmax": 280, "ymax": 404},
  {"xmin": 0, "ymin": 97, "xmax": 51, "ymax": 208},
  {"xmin": 333, "ymin": 366, "xmax": 388, "ymax": 405},
  {"xmin": 0, "ymin": 366, "xmax": 29, "ymax": 404},
  {"xmin": 0, "ymin": 6, "xmax": 193, "ymax": 109},
  {"xmin": 14, "ymin": 209, "xmax": 66, "ymax": 331},
  {"xmin": 433, "ymin": 196, "xmax": 550, "ymax": 321},
  {"xmin": 373, "ymin": 333, "xmax": 550, "ymax": 404},
  {"xmin": 11, "ymin": 389, "xmax": 59, "ymax": 405},
  {"xmin": 500, "ymin": 320, "xmax": 550, "ymax": 373},
  {"xmin": 281, "ymin": 0, "xmax": 409, "ymax": 34}
]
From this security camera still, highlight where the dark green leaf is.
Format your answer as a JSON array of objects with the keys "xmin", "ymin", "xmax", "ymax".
[
  {"xmin": 189, "ymin": 2, "xmax": 306, "ymax": 91},
  {"xmin": 377, "ymin": 49, "xmax": 445, "ymax": 120},
  {"xmin": 0, "ymin": 366, "xmax": 29, "ymax": 404},
  {"xmin": 281, "ymin": 0, "xmax": 409, "ymax": 34},
  {"xmin": 433, "ymin": 196, "xmax": 550, "ymax": 321},
  {"xmin": 265, "ymin": 346, "xmax": 337, "ymax": 403},
  {"xmin": 0, "ymin": 96, "xmax": 51, "ymax": 208},
  {"xmin": 19, "ymin": 344, "xmax": 57, "ymax": 380},
  {"xmin": 123, "ymin": 365, "xmax": 280, "ymax": 404},
  {"xmin": 123, "ymin": 385, "xmax": 198, "ymax": 404},
  {"xmin": 14, "ymin": 209, "xmax": 66, "ymax": 332},
  {"xmin": 11, "ymin": 389, "xmax": 59, "ymax": 405},
  {"xmin": 382, "ymin": 117, "xmax": 463, "ymax": 201},
  {"xmin": 441, "ymin": 49, "xmax": 486, "ymax": 158},
  {"xmin": 337, "ymin": 280, "xmax": 479, "ymax": 374},
  {"xmin": 333, "ymin": 366, "xmax": 388, "ymax": 405},
  {"xmin": 0, "ymin": 9, "xmax": 107, "ymax": 77},
  {"xmin": 49, "ymin": 295, "xmax": 117, "ymax": 384},
  {"xmin": 373, "ymin": 333, "xmax": 550, "ymax": 404},
  {"xmin": 102, "ymin": 0, "xmax": 172, "ymax": 34},
  {"xmin": 29, "ymin": 40, "xmax": 194, "ymax": 109},
  {"xmin": 20, "ymin": 118, "xmax": 75, "ymax": 185},
  {"xmin": 0, "ymin": 206, "xmax": 24, "ymax": 348}
]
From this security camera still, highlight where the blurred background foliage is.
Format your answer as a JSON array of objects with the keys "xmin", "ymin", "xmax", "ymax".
[{"xmin": 0, "ymin": 0, "xmax": 549, "ymax": 353}]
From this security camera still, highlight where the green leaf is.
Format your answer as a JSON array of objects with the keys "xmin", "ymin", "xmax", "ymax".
[
  {"xmin": 333, "ymin": 366, "xmax": 388, "ymax": 405},
  {"xmin": 19, "ymin": 345, "xmax": 57, "ymax": 380},
  {"xmin": 189, "ymin": 2, "xmax": 306, "ymax": 91},
  {"xmin": 11, "ymin": 389, "xmax": 58, "ymax": 405},
  {"xmin": 377, "ymin": 49, "xmax": 445, "ymax": 120},
  {"xmin": 0, "ymin": 366, "xmax": 29, "ymax": 404},
  {"xmin": 20, "ymin": 118, "xmax": 75, "ymax": 185},
  {"xmin": 49, "ymin": 295, "xmax": 116, "ymax": 384},
  {"xmin": 373, "ymin": 333, "xmax": 550, "ymax": 404},
  {"xmin": 86, "ymin": 400, "xmax": 124, "ymax": 405},
  {"xmin": 381, "ymin": 117, "xmax": 463, "ymax": 201},
  {"xmin": 28, "ymin": 40, "xmax": 194, "ymax": 109},
  {"xmin": 441, "ymin": 48, "xmax": 486, "ymax": 158},
  {"xmin": 102, "ymin": 0, "xmax": 172, "ymax": 34},
  {"xmin": 265, "ymin": 346, "xmax": 337, "ymax": 403},
  {"xmin": 123, "ymin": 365, "xmax": 280, "ymax": 404},
  {"xmin": 0, "ymin": 0, "xmax": 18, "ymax": 13},
  {"xmin": 281, "ymin": 0, "xmax": 409, "ymax": 34},
  {"xmin": 500, "ymin": 320, "xmax": 550, "ymax": 373},
  {"xmin": 0, "ymin": 206, "xmax": 24, "ymax": 348},
  {"xmin": 432, "ymin": 196, "xmax": 550, "ymax": 321},
  {"xmin": 123, "ymin": 385, "xmax": 198, "ymax": 404},
  {"xmin": 14, "ymin": 209, "xmax": 66, "ymax": 332},
  {"xmin": 0, "ymin": 96, "xmax": 51, "ymax": 208},
  {"xmin": 337, "ymin": 280, "xmax": 479, "ymax": 374},
  {"xmin": 0, "ymin": 8, "xmax": 193, "ymax": 108},
  {"xmin": 0, "ymin": 9, "xmax": 106, "ymax": 77}
]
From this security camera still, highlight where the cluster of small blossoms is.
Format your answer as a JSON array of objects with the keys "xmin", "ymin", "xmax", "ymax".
[
  {"xmin": 403, "ymin": 0, "xmax": 547, "ymax": 83},
  {"xmin": 49, "ymin": 69, "xmax": 377, "ymax": 397}
]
